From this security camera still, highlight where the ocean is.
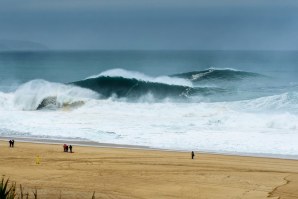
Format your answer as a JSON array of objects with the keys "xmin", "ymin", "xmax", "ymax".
[{"xmin": 0, "ymin": 50, "xmax": 297, "ymax": 156}]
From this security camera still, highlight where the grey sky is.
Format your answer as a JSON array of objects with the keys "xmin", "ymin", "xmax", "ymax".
[{"xmin": 0, "ymin": 0, "xmax": 298, "ymax": 50}]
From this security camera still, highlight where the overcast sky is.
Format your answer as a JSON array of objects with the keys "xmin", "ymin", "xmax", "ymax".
[{"xmin": 0, "ymin": 0, "xmax": 298, "ymax": 50}]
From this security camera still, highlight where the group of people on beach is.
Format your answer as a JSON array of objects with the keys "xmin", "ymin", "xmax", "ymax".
[
  {"xmin": 7, "ymin": 139, "xmax": 195, "ymax": 160},
  {"xmin": 63, "ymin": 144, "xmax": 73, "ymax": 153},
  {"xmin": 8, "ymin": 139, "xmax": 74, "ymax": 153},
  {"xmin": 9, "ymin": 140, "xmax": 15, "ymax": 147}
]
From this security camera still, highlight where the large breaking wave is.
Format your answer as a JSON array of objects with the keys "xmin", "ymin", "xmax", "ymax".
[
  {"xmin": 0, "ymin": 68, "xmax": 296, "ymax": 112},
  {"xmin": 71, "ymin": 76, "xmax": 228, "ymax": 100},
  {"xmin": 0, "ymin": 68, "xmax": 298, "ymax": 155},
  {"xmin": 71, "ymin": 68, "xmax": 262, "ymax": 100}
]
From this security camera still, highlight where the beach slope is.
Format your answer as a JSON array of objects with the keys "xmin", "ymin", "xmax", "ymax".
[{"xmin": 0, "ymin": 141, "xmax": 298, "ymax": 199}]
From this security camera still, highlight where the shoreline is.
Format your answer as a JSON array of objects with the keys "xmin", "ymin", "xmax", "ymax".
[{"xmin": 1, "ymin": 135, "xmax": 298, "ymax": 161}]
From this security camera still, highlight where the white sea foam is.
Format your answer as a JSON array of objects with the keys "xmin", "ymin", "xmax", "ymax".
[
  {"xmin": 86, "ymin": 68, "xmax": 193, "ymax": 87},
  {"xmin": 231, "ymin": 92, "xmax": 298, "ymax": 113},
  {"xmin": 0, "ymin": 80, "xmax": 99, "ymax": 111},
  {"xmin": 0, "ymin": 90, "xmax": 298, "ymax": 155}
]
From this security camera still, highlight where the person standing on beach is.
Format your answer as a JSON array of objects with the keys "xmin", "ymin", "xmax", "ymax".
[
  {"xmin": 69, "ymin": 145, "xmax": 73, "ymax": 153},
  {"xmin": 191, "ymin": 151, "xmax": 195, "ymax": 159},
  {"xmin": 9, "ymin": 140, "xmax": 12, "ymax": 147},
  {"xmin": 12, "ymin": 140, "xmax": 14, "ymax": 147}
]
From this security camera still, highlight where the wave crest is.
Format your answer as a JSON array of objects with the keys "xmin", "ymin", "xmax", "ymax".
[
  {"xmin": 87, "ymin": 68, "xmax": 193, "ymax": 87},
  {"xmin": 172, "ymin": 68, "xmax": 262, "ymax": 82}
]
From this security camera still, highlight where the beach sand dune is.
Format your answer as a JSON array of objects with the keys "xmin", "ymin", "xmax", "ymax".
[{"xmin": 0, "ymin": 141, "xmax": 298, "ymax": 199}]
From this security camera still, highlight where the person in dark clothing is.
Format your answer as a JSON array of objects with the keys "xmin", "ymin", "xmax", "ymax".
[
  {"xmin": 66, "ymin": 145, "xmax": 69, "ymax": 152},
  {"xmin": 9, "ymin": 140, "xmax": 12, "ymax": 147},
  {"xmin": 191, "ymin": 151, "xmax": 195, "ymax": 159},
  {"xmin": 69, "ymin": 145, "xmax": 73, "ymax": 153},
  {"xmin": 11, "ymin": 140, "xmax": 14, "ymax": 148}
]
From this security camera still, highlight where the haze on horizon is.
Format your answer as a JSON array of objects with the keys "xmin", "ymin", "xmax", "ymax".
[{"xmin": 0, "ymin": 0, "xmax": 298, "ymax": 50}]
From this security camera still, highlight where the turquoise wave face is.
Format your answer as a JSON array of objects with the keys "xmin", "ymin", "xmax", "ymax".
[
  {"xmin": 72, "ymin": 76, "xmax": 192, "ymax": 99},
  {"xmin": 70, "ymin": 69, "xmax": 265, "ymax": 101}
]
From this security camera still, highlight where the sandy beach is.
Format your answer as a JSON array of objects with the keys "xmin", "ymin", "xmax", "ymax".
[{"xmin": 0, "ymin": 141, "xmax": 298, "ymax": 199}]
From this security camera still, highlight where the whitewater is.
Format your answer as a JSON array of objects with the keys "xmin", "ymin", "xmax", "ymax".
[{"xmin": 0, "ymin": 66, "xmax": 298, "ymax": 156}]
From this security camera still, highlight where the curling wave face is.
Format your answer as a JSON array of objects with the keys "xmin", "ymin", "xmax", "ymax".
[
  {"xmin": 71, "ymin": 68, "xmax": 266, "ymax": 101},
  {"xmin": 71, "ymin": 76, "xmax": 229, "ymax": 100}
]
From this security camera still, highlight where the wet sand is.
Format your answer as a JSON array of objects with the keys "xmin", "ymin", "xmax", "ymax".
[{"xmin": 0, "ymin": 141, "xmax": 298, "ymax": 199}]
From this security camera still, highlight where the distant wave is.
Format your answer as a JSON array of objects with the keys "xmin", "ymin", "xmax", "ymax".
[{"xmin": 172, "ymin": 68, "xmax": 262, "ymax": 82}]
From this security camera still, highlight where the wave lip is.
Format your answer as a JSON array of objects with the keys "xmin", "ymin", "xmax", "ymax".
[{"xmin": 86, "ymin": 68, "xmax": 192, "ymax": 87}]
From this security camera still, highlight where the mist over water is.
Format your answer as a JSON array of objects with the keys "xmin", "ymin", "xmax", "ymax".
[{"xmin": 0, "ymin": 50, "xmax": 297, "ymax": 156}]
